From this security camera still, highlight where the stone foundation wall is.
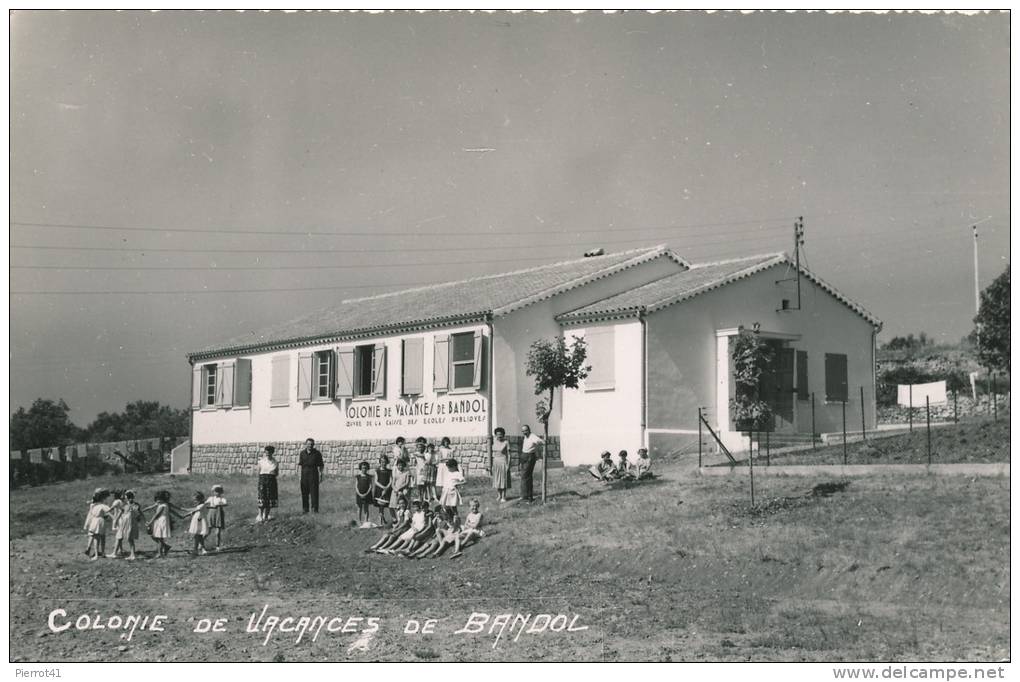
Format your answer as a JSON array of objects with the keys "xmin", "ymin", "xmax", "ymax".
[{"xmin": 191, "ymin": 435, "xmax": 561, "ymax": 478}]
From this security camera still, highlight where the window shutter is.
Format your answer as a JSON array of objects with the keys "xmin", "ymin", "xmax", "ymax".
[
  {"xmin": 297, "ymin": 352, "xmax": 313, "ymax": 402},
  {"xmin": 234, "ymin": 358, "xmax": 252, "ymax": 407},
  {"xmin": 216, "ymin": 361, "xmax": 235, "ymax": 408},
  {"xmin": 372, "ymin": 343, "xmax": 387, "ymax": 397},
  {"xmin": 271, "ymin": 355, "xmax": 290, "ymax": 406},
  {"xmin": 336, "ymin": 346, "xmax": 355, "ymax": 398},
  {"xmin": 796, "ymin": 350, "xmax": 809, "ymax": 399},
  {"xmin": 585, "ymin": 326, "xmax": 616, "ymax": 390},
  {"xmin": 433, "ymin": 334, "xmax": 450, "ymax": 391},
  {"xmin": 825, "ymin": 353, "xmax": 848, "ymax": 402},
  {"xmin": 780, "ymin": 348, "xmax": 795, "ymax": 395},
  {"xmin": 191, "ymin": 366, "xmax": 202, "ymax": 409},
  {"xmin": 402, "ymin": 338, "xmax": 424, "ymax": 396},
  {"xmin": 472, "ymin": 330, "xmax": 484, "ymax": 390}
]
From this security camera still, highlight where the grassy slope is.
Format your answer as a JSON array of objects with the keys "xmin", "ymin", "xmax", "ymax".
[
  {"xmin": 736, "ymin": 418, "xmax": 1010, "ymax": 466},
  {"xmin": 10, "ymin": 460, "xmax": 1008, "ymax": 662}
]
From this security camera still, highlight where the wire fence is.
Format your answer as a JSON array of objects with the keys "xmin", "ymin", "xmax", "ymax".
[{"xmin": 9, "ymin": 436, "xmax": 188, "ymax": 488}]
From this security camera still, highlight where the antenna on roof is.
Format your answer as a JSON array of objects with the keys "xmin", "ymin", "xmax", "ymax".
[
  {"xmin": 583, "ymin": 248, "xmax": 606, "ymax": 257},
  {"xmin": 775, "ymin": 216, "xmax": 805, "ymax": 312}
]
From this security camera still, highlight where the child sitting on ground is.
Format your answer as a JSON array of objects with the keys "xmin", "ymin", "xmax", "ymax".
[
  {"xmin": 634, "ymin": 448, "xmax": 654, "ymax": 480},
  {"xmin": 616, "ymin": 450, "xmax": 635, "ymax": 480},
  {"xmin": 367, "ymin": 497, "xmax": 411, "ymax": 553},
  {"xmin": 589, "ymin": 451, "xmax": 618, "ymax": 481},
  {"xmin": 381, "ymin": 500, "xmax": 431, "ymax": 554},
  {"xmin": 433, "ymin": 508, "xmax": 463, "ymax": 559},
  {"xmin": 459, "ymin": 499, "xmax": 485, "ymax": 548},
  {"xmin": 407, "ymin": 507, "xmax": 451, "ymax": 559}
]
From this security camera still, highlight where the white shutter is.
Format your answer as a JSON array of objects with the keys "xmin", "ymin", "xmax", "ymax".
[
  {"xmin": 191, "ymin": 366, "xmax": 202, "ymax": 409},
  {"xmin": 372, "ymin": 343, "xmax": 387, "ymax": 398},
  {"xmin": 472, "ymin": 330, "xmax": 484, "ymax": 390},
  {"xmin": 297, "ymin": 352, "xmax": 313, "ymax": 402},
  {"xmin": 433, "ymin": 334, "xmax": 450, "ymax": 391},
  {"xmin": 584, "ymin": 327, "xmax": 616, "ymax": 391},
  {"xmin": 234, "ymin": 358, "xmax": 252, "ymax": 407},
  {"xmin": 271, "ymin": 355, "xmax": 291, "ymax": 406},
  {"xmin": 337, "ymin": 346, "xmax": 355, "ymax": 398},
  {"xmin": 216, "ymin": 360, "xmax": 236, "ymax": 408},
  {"xmin": 402, "ymin": 338, "xmax": 424, "ymax": 396}
]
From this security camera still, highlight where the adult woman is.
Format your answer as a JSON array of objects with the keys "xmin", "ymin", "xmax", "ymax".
[
  {"xmin": 257, "ymin": 445, "xmax": 279, "ymax": 523},
  {"xmin": 491, "ymin": 427, "xmax": 511, "ymax": 503},
  {"xmin": 436, "ymin": 436, "xmax": 454, "ymax": 500}
]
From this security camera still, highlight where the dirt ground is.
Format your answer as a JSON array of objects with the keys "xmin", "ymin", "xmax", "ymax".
[{"xmin": 9, "ymin": 454, "xmax": 1009, "ymax": 662}]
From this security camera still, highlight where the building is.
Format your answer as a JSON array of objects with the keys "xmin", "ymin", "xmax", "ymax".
[{"xmin": 186, "ymin": 245, "xmax": 881, "ymax": 474}]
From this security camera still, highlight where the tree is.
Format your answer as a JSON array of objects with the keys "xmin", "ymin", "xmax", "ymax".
[
  {"xmin": 525, "ymin": 335, "xmax": 590, "ymax": 502},
  {"xmin": 83, "ymin": 400, "xmax": 190, "ymax": 442},
  {"xmin": 9, "ymin": 398, "xmax": 82, "ymax": 451},
  {"xmin": 973, "ymin": 266, "xmax": 1009, "ymax": 373},
  {"xmin": 730, "ymin": 327, "xmax": 775, "ymax": 431}
]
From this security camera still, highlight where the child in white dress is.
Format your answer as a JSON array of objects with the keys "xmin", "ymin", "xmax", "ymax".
[
  {"xmin": 206, "ymin": 485, "xmax": 228, "ymax": 551},
  {"xmin": 83, "ymin": 489, "xmax": 112, "ymax": 560},
  {"xmin": 145, "ymin": 490, "xmax": 182, "ymax": 558},
  {"xmin": 459, "ymin": 499, "xmax": 486, "ymax": 548},
  {"xmin": 439, "ymin": 459, "xmax": 465, "ymax": 515},
  {"xmin": 183, "ymin": 491, "xmax": 210, "ymax": 556}
]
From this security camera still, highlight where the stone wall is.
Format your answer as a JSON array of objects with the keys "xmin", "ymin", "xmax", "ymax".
[{"xmin": 191, "ymin": 435, "xmax": 561, "ymax": 478}]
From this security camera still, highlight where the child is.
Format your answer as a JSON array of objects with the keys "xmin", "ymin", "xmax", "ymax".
[
  {"xmin": 437, "ymin": 437, "xmax": 454, "ymax": 500},
  {"xmin": 432, "ymin": 508, "xmax": 463, "ymax": 559},
  {"xmin": 439, "ymin": 459, "xmax": 465, "ymax": 516},
  {"xmin": 459, "ymin": 499, "xmax": 486, "ymax": 548},
  {"xmin": 391, "ymin": 436, "xmax": 409, "ymax": 470},
  {"xmin": 206, "ymin": 485, "xmax": 228, "ymax": 551},
  {"xmin": 373, "ymin": 455, "xmax": 394, "ymax": 526},
  {"xmin": 424, "ymin": 443, "xmax": 439, "ymax": 502},
  {"xmin": 634, "ymin": 448, "xmax": 654, "ymax": 480},
  {"xmin": 390, "ymin": 459, "xmax": 412, "ymax": 511},
  {"xmin": 367, "ymin": 497, "xmax": 411, "ymax": 553},
  {"xmin": 408, "ymin": 507, "xmax": 449, "ymax": 559},
  {"xmin": 589, "ymin": 451, "xmax": 618, "ymax": 482},
  {"xmin": 117, "ymin": 490, "xmax": 145, "ymax": 560},
  {"xmin": 616, "ymin": 450, "xmax": 635, "ymax": 480},
  {"xmin": 413, "ymin": 440, "xmax": 429, "ymax": 503},
  {"xmin": 145, "ymin": 490, "xmax": 182, "ymax": 558},
  {"xmin": 182, "ymin": 491, "xmax": 210, "ymax": 556},
  {"xmin": 355, "ymin": 461, "xmax": 374, "ymax": 527},
  {"xmin": 402, "ymin": 504, "xmax": 442, "ymax": 556},
  {"xmin": 109, "ymin": 490, "xmax": 126, "ymax": 557},
  {"xmin": 83, "ymin": 489, "xmax": 112, "ymax": 560}
]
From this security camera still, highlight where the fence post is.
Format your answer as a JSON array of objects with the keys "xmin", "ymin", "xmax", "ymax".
[
  {"xmin": 926, "ymin": 396, "xmax": 932, "ymax": 465},
  {"xmin": 860, "ymin": 385, "xmax": 866, "ymax": 442},
  {"xmin": 842, "ymin": 399, "xmax": 848, "ymax": 465},
  {"xmin": 697, "ymin": 407, "xmax": 703, "ymax": 468},
  {"xmin": 908, "ymin": 384, "xmax": 913, "ymax": 433},
  {"xmin": 749, "ymin": 430, "xmax": 755, "ymax": 507},
  {"xmin": 811, "ymin": 392, "xmax": 817, "ymax": 450},
  {"xmin": 765, "ymin": 429, "xmax": 770, "ymax": 466},
  {"xmin": 953, "ymin": 389, "xmax": 958, "ymax": 423}
]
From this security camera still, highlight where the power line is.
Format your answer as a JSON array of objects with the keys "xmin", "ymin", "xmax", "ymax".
[{"xmin": 10, "ymin": 215, "xmax": 795, "ymax": 238}]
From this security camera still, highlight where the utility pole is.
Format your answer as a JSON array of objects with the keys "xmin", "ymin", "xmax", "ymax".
[
  {"xmin": 795, "ymin": 216, "xmax": 804, "ymax": 310},
  {"xmin": 973, "ymin": 224, "xmax": 981, "ymax": 317}
]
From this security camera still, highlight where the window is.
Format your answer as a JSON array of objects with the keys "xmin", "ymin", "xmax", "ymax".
[
  {"xmin": 451, "ymin": 332, "xmax": 475, "ymax": 390},
  {"xmin": 354, "ymin": 345, "xmax": 375, "ymax": 397},
  {"xmin": 824, "ymin": 353, "xmax": 848, "ymax": 402},
  {"xmin": 433, "ymin": 331, "xmax": 483, "ymax": 392},
  {"xmin": 336, "ymin": 343, "xmax": 386, "ymax": 399},
  {"xmin": 314, "ymin": 350, "xmax": 334, "ymax": 401},
  {"xmin": 584, "ymin": 326, "xmax": 615, "ymax": 391},
  {"xmin": 204, "ymin": 364, "xmax": 217, "ymax": 407}
]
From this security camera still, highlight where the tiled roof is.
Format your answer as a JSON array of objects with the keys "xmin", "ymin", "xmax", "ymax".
[
  {"xmin": 556, "ymin": 252, "xmax": 883, "ymax": 329},
  {"xmin": 189, "ymin": 245, "xmax": 687, "ymax": 359}
]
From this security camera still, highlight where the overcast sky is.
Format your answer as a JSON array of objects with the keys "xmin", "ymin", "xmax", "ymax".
[{"xmin": 10, "ymin": 10, "xmax": 1009, "ymax": 424}]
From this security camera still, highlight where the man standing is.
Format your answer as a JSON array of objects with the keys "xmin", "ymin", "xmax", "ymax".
[
  {"xmin": 298, "ymin": 438, "xmax": 324, "ymax": 513},
  {"xmin": 519, "ymin": 424, "xmax": 543, "ymax": 503}
]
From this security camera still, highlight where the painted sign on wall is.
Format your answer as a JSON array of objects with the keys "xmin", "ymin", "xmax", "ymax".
[{"xmin": 342, "ymin": 394, "xmax": 489, "ymax": 437}]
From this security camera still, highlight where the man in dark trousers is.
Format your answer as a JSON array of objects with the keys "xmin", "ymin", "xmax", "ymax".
[
  {"xmin": 298, "ymin": 438, "xmax": 324, "ymax": 513},
  {"xmin": 519, "ymin": 424, "xmax": 544, "ymax": 503}
]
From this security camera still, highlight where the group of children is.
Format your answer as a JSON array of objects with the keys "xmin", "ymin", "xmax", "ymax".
[
  {"xmin": 367, "ymin": 497, "xmax": 484, "ymax": 560},
  {"xmin": 353, "ymin": 436, "xmax": 466, "ymax": 528},
  {"xmin": 83, "ymin": 485, "xmax": 228, "ymax": 560},
  {"xmin": 589, "ymin": 448, "xmax": 654, "ymax": 482}
]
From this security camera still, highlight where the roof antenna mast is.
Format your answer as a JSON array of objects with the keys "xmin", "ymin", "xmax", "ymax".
[{"xmin": 795, "ymin": 216, "xmax": 804, "ymax": 310}]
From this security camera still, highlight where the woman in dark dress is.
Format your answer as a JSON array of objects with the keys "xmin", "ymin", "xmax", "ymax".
[
  {"xmin": 257, "ymin": 446, "xmax": 279, "ymax": 523},
  {"xmin": 373, "ymin": 454, "xmax": 394, "ymax": 525}
]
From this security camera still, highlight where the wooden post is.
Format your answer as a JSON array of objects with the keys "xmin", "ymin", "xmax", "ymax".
[
  {"xmin": 992, "ymin": 373, "xmax": 998, "ymax": 421},
  {"xmin": 926, "ymin": 396, "xmax": 932, "ymax": 465},
  {"xmin": 748, "ymin": 431, "xmax": 755, "ymax": 507},
  {"xmin": 842, "ymin": 400, "xmax": 848, "ymax": 465},
  {"xmin": 765, "ymin": 429, "xmax": 770, "ymax": 467},
  {"xmin": 953, "ymin": 389, "xmax": 958, "ymax": 423},
  {"xmin": 908, "ymin": 384, "xmax": 913, "ymax": 433},
  {"xmin": 697, "ymin": 407, "xmax": 703, "ymax": 468},
  {"xmin": 860, "ymin": 385, "xmax": 866, "ymax": 442}
]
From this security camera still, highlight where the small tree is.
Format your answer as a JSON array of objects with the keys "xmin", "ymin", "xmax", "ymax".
[
  {"xmin": 730, "ymin": 327, "xmax": 775, "ymax": 431},
  {"xmin": 974, "ymin": 266, "xmax": 1009, "ymax": 373},
  {"xmin": 525, "ymin": 336, "xmax": 590, "ymax": 502}
]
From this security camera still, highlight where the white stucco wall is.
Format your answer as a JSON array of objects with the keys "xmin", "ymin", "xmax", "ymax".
[
  {"xmin": 643, "ymin": 266, "xmax": 878, "ymax": 452},
  {"xmin": 491, "ymin": 254, "xmax": 682, "ymax": 439},
  {"xmin": 192, "ymin": 323, "xmax": 490, "ymax": 445},
  {"xmin": 559, "ymin": 321, "xmax": 645, "ymax": 466}
]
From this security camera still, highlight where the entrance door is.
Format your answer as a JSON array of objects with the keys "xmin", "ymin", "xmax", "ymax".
[{"xmin": 760, "ymin": 343, "xmax": 795, "ymax": 433}]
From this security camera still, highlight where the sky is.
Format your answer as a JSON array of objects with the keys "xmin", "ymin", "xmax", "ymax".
[{"xmin": 9, "ymin": 10, "xmax": 1010, "ymax": 425}]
